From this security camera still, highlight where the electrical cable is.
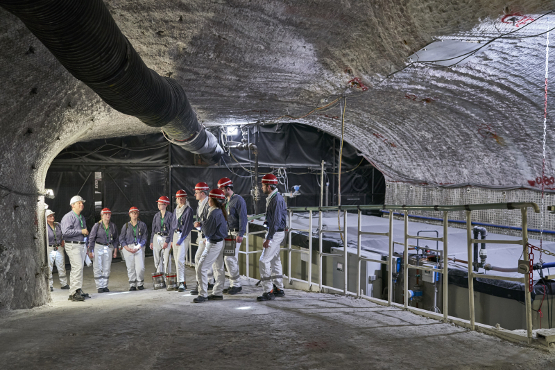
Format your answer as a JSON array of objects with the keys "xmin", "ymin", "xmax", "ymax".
[
  {"xmin": 256, "ymin": 9, "xmax": 555, "ymax": 144},
  {"xmin": 76, "ymin": 172, "xmax": 92, "ymax": 196},
  {"xmin": 221, "ymin": 157, "xmax": 252, "ymax": 178},
  {"xmin": 328, "ymin": 157, "xmax": 365, "ymax": 175},
  {"xmin": 381, "ymin": 9, "xmax": 555, "ymax": 80}
]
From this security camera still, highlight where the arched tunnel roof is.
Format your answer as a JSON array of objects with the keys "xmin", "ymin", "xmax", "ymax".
[{"xmin": 1, "ymin": 0, "xmax": 554, "ymax": 190}]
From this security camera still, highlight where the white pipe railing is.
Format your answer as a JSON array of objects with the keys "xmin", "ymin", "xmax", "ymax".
[
  {"xmin": 279, "ymin": 202, "xmax": 539, "ymax": 344},
  {"xmin": 184, "ymin": 202, "xmax": 539, "ymax": 344}
]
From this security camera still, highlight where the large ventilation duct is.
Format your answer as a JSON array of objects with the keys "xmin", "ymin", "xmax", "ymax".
[{"xmin": 0, "ymin": 0, "xmax": 223, "ymax": 164}]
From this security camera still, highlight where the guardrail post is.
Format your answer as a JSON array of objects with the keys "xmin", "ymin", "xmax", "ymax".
[
  {"xmin": 344, "ymin": 208, "xmax": 348, "ymax": 295},
  {"xmin": 404, "ymin": 212, "xmax": 409, "ymax": 309},
  {"xmin": 443, "ymin": 211, "xmax": 448, "ymax": 322},
  {"xmin": 188, "ymin": 236, "xmax": 192, "ymax": 266},
  {"xmin": 245, "ymin": 222, "xmax": 250, "ymax": 279},
  {"xmin": 357, "ymin": 209, "xmax": 362, "ymax": 297},
  {"xmin": 288, "ymin": 209, "xmax": 292, "ymax": 285},
  {"xmin": 466, "ymin": 210, "xmax": 475, "ymax": 331},
  {"xmin": 308, "ymin": 210, "xmax": 313, "ymax": 290},
  {"xmin": 522, "ymin": 208, "xmax": 533, "ymax": 343},
  {"xmin": 319, "ymin": 209, "xmax": 323, "ymax": 292},
  {"xmin": 388, "ymin": 210, "xmax": 393, "ymax": 305}
]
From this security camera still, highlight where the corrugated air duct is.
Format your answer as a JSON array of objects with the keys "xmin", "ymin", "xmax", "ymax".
[{"xmin": 0, "ymin": 0, "xmax": 223, "ymax": 164}]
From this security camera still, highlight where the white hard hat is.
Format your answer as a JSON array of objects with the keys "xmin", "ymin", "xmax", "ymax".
[
  {"xmin": 45, "ymin": 210, "xmax": 55, "ymax": 217},
  {"xmin": 69, "ymin": 195, "xmax": 86, "ymax": 206}
]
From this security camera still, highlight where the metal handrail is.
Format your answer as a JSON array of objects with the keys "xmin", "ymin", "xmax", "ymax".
[
  {"xmin": 280, "ymin": 202, "xmax": 537, "ymax": 344},
  {"xmin": 289, "ymin": 202, "xmax": 540, "ymax": 213},
  {"xmin": 185, "ymin": 201, "xmax": 538, "ymax": 344}
]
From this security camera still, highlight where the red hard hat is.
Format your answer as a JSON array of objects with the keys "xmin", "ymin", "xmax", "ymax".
[
  {"xmin": 262, "ymin": 174, "xmax": 278, "ymax": 185},
  {"xmin": 195, "ymin": 182, "xmax": 209, "ymax": 191},
  {"xmin": 176, "ymin": 189, "xmax": 187, "ymax": 198},
  {"xmin": 100, "ymin": 208, "xmax": 111, "ymax": 215},
  {"xmin": 209, "ymin": 188, "xmax": 226, "ymax": 200},
  {"xmin": 217, "ymin": 177, "xmax": 233, "ymax": 188},
  {"xmin": 157, "ymin": 196, "xmax": 170, "ymax": 204},
  {"xmin": 129, "ymin": 207, "xmax": 140, "ymax": 214}
]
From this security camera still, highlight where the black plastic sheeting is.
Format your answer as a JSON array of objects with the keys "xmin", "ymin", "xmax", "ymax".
[
  {"xmin": 224, "ymin": 123, "xmax": 363, "ymax": 168},
  {"xmin": 46, "ymin": 123, "xmax": 385, "ymax": 251}
]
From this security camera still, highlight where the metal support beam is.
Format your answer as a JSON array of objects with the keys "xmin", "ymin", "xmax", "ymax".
[
  {"xmin": 466, "ymin": 210, "xmax": 475, "ymax": 331},
  {"xmin": 388, "ymin": 210, "xmax": 393, "ymax": 306},
  {"xmin": 404, "ymin": 212, "xmax": 409, "ymax": 309},
  {"xmin": 442, "ymin": 211, "xmax": 449, "ymax": 322}
]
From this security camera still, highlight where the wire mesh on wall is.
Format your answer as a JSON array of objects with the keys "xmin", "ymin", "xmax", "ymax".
[{"xmin": 385, "ymin": 182, "xmax": 555, "ymax": 241}]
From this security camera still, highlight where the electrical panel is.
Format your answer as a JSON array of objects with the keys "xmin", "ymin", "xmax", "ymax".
[{"xmin": 421, "ymin": 263, "xmax": 439, "ymax": 283}]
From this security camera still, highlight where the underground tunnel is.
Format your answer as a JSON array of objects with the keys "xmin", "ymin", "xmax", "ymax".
[{"xmin": 2, "ymin": 0, "xmax": 555, "ymax": 368}]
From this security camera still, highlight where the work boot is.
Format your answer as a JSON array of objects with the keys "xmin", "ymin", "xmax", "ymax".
[
  {"xmin": 257, "ymin": 292, "xmax": 275, "ymax": 301},
  {"xmin": 208, "ymin": 294, "xmax": 223, "ymax": 300},
  {"xmin": 223, "ymin": 287, "xmax": 229, "ymax": 294},
  {"xmin": 97, "ymin": 288, "xmax": 104, "ymax": 293},
  {"xmin": 138, "ymin": 285, "xmax": 144, "ymax": 290},
  {"xmin": 68, "ymin": 292, "xmax": 85, "ymax": 302},
  {"xmin": 129, "ymin": 286, "xmax": 137, "ymax": 291},
  {"xmin": 272, "ymin": 287, "xmax": 285, "ymax": 298},
  {"xmin": 50, "ymin": 287, "xmax": 54, "ymax": 292},
  {"xmin": 178, "ymin": 283, "xmax": 186, "ymax": 292},
  {"xmin": 77, "ymin": 288, "xmax": 90, "ymax": 298},
  {"xmin": 193, "ymin": 296, "xmax": 208, "ymax": 303},
  {"xmin": 228, "ymin": 286, "xmax": 242, "ymax": 295},
  {"xmin": 190, "ymin": 283, "xmax": 199, "ymax": 295},
  {"xmin": 103, "ymin": 287, "xmax": 110, "ymax": 292},
  {"xmin": 60, "ymin": 285, "xmax": 70, "ymax": 290}
]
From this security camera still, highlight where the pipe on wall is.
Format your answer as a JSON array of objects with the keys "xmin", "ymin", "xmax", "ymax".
[{"xmin": 0, "ymin": 0, "xmax": 223, "ymax": 164}]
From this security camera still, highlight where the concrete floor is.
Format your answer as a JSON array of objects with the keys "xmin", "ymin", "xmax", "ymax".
[{"xmin": 1, "ymin": 257, "xmax": 554, "ymax": 369}]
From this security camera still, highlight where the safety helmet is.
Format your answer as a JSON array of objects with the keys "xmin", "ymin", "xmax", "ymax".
[
  {"xmin": 100, "ymin": 208, "xmax": 111, "ymax": 215},
  {"xmin": 209, "ymin": 188, "xmax": 226, "ymax": 200},
  {"xmin": 157, "ymin": 196, "xmax": 170, "ymax": 204},
  {"xmin": 261, "ymin": 174, "xmax": 278, "ymax": 185},
  {"xmin": 45, "ymin": 210, "xmax": 55, "ymax": 217},
  {"xmin": 195, "ymin": 182, "xmax": 209, "ymax": 191},
  {"xmin": 69, "ymin": 195, "xmax": 86, "ymax": 205},
  {"xmin": 176, "ymin": 189, "xmax": 187, "ymax": 198},
  {"xmin": 128, "ymin": 206, "xmax": 140, "ymax": 214},
  {"xmin": 217, "ymin": 177, "xmax": 233, "ymax": 188}
]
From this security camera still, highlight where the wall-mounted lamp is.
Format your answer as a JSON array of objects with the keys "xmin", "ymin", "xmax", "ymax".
[
  {"xmin": 45, "ymin": 189, "xmax": 55, "ymax": 199},
  {"xmin": 226, "ymin": 126, "xmax": 238, "ymax": 136}
]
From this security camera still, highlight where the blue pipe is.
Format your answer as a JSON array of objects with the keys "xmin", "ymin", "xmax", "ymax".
[
  {"xmin": 541, "ymin": 262, "xmax": 555, "ymax": 269},
  {"xmin": 380, "ymin": 210, "xmax": 555, "ymax": 235}
]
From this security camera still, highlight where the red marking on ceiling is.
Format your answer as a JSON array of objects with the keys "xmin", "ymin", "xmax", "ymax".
[
  {"xmin": 405, "ymin": 93, "xmax": 435, "ymax": 103},
  {"xmin": 373, "ymin": 132, "xmax": 396, "ymax": 148},
  {"xmin": 348, "ymin": 77, "xmax": 369, "ymax": 91},
  {"xmin": 501, "ymin": 13, "xmax": 534, "ymax": 27}
]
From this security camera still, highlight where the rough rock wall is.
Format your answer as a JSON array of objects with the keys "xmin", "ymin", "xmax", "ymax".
[{"xmin": 0, "ymin": 0, "xmax": 553, "ymax": 308}]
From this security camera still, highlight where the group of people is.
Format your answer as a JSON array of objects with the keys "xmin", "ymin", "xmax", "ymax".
[{"xmin": 46, "ymin": 174, "xmax": 288, "ymax": 303}]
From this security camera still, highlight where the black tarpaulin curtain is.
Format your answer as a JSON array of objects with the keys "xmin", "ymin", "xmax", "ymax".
[{"xmin": 46, "ymin": 123, "xmax": 385, "ymax": 237}]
